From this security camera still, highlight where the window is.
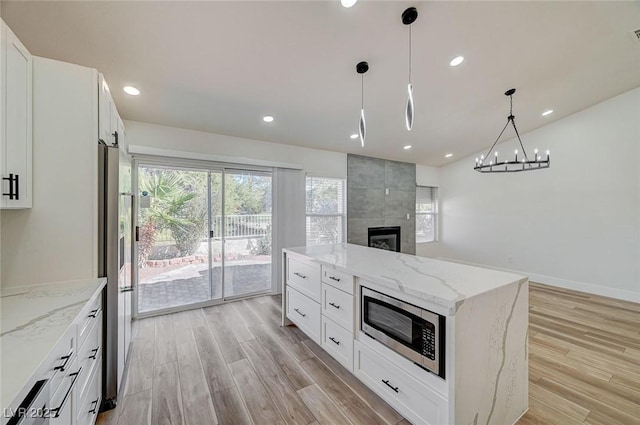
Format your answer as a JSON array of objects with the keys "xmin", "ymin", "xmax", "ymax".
[
  {"xmin": 306, "ymin": 176, "xmax": 346, "ymax": 246},
  {"xmin": 416, "ymin": 186, "xmax": 438, "ymax": 243}
]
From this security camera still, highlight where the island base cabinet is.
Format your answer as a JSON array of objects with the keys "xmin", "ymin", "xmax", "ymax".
[
  {"xmin": 321, "ymin": 316, "xmax": 353, "ymax": 371},
  {"xmin": 353, "ymin": 341, "xmax": 448, "ymax": 425},
  {"xmin": 286, "ymin": 286, "xmax": 321, "ymax": 344}
]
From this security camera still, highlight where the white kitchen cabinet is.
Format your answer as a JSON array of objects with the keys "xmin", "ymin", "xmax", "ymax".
[
  {"xmin": 1, "ymin": 19, "xmax": 32, "ymax": 209},
  {"xmin": 98, "ymin": 73, "xmax": 121, "ymax": 146}
]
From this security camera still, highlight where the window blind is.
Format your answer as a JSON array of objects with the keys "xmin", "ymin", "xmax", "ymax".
[
  {"xmin": 416, "ymin": 186, "xmax": 438, "ymax": 243},
  {"xmin": 306, "ymin": 177, "xmax": 346, "ymax": 245}
]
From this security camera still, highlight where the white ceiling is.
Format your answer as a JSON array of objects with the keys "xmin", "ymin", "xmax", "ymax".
[{"xmin": 2, "ymin": 1, "xmax": 639, "ymax": 166}]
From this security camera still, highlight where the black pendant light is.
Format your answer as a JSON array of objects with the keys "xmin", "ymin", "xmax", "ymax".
[
  {"xmin": 356, "ymin": 61, "xmax": 369, "ymax": 147},
  {"xmin": 402, "ymin": 7, "xmax": 418, "ymax": 131},
  {"xmin": 474, "ymin": 89, "xmax": 550, "ymax": 173}
]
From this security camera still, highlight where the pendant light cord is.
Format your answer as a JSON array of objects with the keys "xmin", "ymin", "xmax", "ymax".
[
  {"xmin": 361, "ymin": 74, "xmax": 364, "ymax": 109},
  {"xmin": 408, "ymin": 25, "xmax": 412, "ymax": 84}
]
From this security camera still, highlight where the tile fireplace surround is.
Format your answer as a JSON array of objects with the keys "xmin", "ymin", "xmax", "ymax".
[{"xmin": 347, "ymin": 154, "xmax": 416, "ymax": 255}]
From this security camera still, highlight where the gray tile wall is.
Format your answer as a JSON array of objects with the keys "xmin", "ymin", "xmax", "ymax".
[{"xmin": 347, "ymin": 154, "xmax": 416, "ymax": 255}]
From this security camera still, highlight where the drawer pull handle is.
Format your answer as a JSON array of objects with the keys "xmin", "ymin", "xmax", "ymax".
[
  {"xmin": 54, "ymin": 349, "xmax": 74, "ymax": 371},
  {"xmin": 294, "ymin": 272, "xmax": 307, "ymax": 279},
  {"xmin": 329, "ymin": 337, "xmax": 340, "ymax": 345},
  {"xmin": 89, "ymin": 398, "xmax": 100, "ymax": 414},
  {"xmin": 50, "ymin": 367, "xmax": 82, "ymax": 418},
  {"xmin": 88, "ymin": 308, "xmax": 99, "ymax": 318},
  {"xmin": 382, "ymin": 379, "xmax": 399, "ymax": 393},
  {"xmin": 294, "ymin": 308, "xmax": 306, "ymax": 317},
  {"xmin": 329, "ymin": 276, "xmax": 341, "ymax": 282},
  {"xmin": 89, "ymin": 347, "xmax": 100, "ymax": 359},
  {"xmin": 329, "ymin": 302, "xmax": 341, "ymax": 309}
]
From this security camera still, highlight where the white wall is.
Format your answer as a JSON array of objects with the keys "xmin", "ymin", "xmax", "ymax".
[
  {"xmin": 430, "ymin": 88, "xmax": 640, "ymax": 302},
  {"xmin": 1, "ymin": 57, "xmax": 98, "ymax": 286},
  {"xmin": 124, "ymin": 121, "xmax": 347, "ymax": 178}
]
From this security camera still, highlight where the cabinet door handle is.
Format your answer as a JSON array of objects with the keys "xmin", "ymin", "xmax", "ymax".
[
  {"xmin": 88, "ymin": 308, "xmax": 99, "ymax": 318},
  {"xmin": 50, "ymin": 367, "xmax": 82, "ymax": 418},
  {"xmin": 2, "ymin": 173, "xmax": 19, "ymax": 200},
  {"xmin": 382, "ymin": 379, "xmax": 399, "ymax": 393},
  {"xmin": 112, "ymin": 131, "xmax": 119, "ymax": 146},
  {"xmin": 89, "ymin": 347, "xmax": 100, "ymax": 360},
  {"xmin": 120, "ymin": 286, "xmax": 134, "ymax": 293},
  {"xmin": 54, "ymin": 349, "xmax": 74, "ymax": 371},
  {"xmin": 329, "ymin": 302, "xmax": 340, "ymax": 309},
  {"xmin": 294, "ymin": 272, "xmax": 307, "ymax": 279},
  {"xmin": 294, "ymin": 308, "xmax": 306, "ymax": 317},
  {"xmin": 89, "ymin": 398, "xmax": 100, "ymax": 414},
  {"xmin": 329, "ymin": 336, "xmax": 340, "ymax": 345},
  {"xmin": 329, "ymin": 276, "xmax": 341, "ymax": 282}
]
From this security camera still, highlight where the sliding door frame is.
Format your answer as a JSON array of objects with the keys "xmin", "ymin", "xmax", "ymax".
[{"xmin": 131, "ymin": 156, "xmax": 275, "ymax": 319}]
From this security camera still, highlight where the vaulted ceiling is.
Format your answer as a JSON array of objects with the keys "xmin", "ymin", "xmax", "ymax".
[{"xmin": 2, "ymin": 1, "xmax": 639, "ymax": 166}]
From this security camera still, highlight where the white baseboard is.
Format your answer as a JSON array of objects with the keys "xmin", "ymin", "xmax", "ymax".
[{"xmin": 437, "ymin": 257, "xmax": 640, "ymax": 304}]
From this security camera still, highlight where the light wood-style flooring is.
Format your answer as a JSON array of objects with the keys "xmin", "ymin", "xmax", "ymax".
[{"xmin": 97, "ymin": 283, "xmax": 640, "ymax": 425}]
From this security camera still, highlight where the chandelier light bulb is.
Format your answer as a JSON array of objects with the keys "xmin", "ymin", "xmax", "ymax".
[{"xmin": 406, "ymin": 83, "xmax": 414, "ymax": 131}]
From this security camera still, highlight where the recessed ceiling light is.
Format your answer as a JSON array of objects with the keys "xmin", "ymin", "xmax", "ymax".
[
  {"xmin": 449, "ymin": 56, "xmax": 464, "ymax": 67},
  {"xmin": 542, "ymin": 109, "xmax": 554, "ymax": 116},
  {"xmin": 123, "ymin": 86, "xmax": 140, "ymax": 96},
  {"xmin": 403, "ymin": 145, "xmax": 412, "ymax": 150},
  {"xmin": 350, "ymin": 133, "xmax": 358, "ymax": 139},
  {"xmin": 263, "ymin": 115, "xmax": 274, "ymax": 123},
  {"xmin": 445, "ymin": 153, "xmax": 453, "ymax": 158},
  {"xmin": 340, "ymin": 0, "xmax": 358, "ymax": 8}
]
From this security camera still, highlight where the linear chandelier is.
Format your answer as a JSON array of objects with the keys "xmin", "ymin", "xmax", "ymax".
[{"xmin": 474, "ymin": 88, "xmax": 550, "ymax": 173}]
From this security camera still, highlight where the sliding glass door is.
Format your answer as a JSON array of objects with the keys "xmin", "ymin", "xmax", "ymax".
[
  {"xmin": 222, "ymin": 170, "xmax": 272, "ymax": 299},
  {"xmin": 136, "ymin": 163, "xmax": 272, "ymax": 316}
]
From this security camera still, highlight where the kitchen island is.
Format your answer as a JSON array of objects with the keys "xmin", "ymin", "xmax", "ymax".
[
  {"xmin": 1, "ymin": 278, "xmax": 106, "ymax": 425},
  {"xmin": 282, "ymin": 243, "xmax": 528, "ymax": 425}
]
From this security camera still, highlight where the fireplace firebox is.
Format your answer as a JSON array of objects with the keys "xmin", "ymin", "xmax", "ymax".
[{"xmin": 368, "ymin": 226, "xmax": 401, "ymax": 252}]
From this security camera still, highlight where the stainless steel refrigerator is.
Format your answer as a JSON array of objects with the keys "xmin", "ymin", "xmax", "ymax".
[{"xmin": 98, "ymin": 142, "xmax": 133, "ymax": 410}]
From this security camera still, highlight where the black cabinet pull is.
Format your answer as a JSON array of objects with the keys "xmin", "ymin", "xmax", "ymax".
[
  {"xmin": 50, "ymin": 367, "xmax": 82, "ymax": 417},
  {"xmin": 329, "ymin": 276, "xmax": 340, "ymax": 282},
  {"xmin": 294, "ymin": 272, "xmax": 307, "ymax": 279},
  {"xmin": 54, "ymin": 350, "xmax": 74, "ymax": 371},
  {"xmin": 329, "ymin": 302, "xmax": 340, "ymax": 309},
  {"xmin": 88, "ymin": 308, "xmax": 99, "ymax": 318},
  {"xmin": 294, "ymin": 308, "xmax": 306, "ymax": 317},
  {"xmin": 112, "ymin": 130, "xmax": 119, "ymax": 146},
  {"xmin": 382, "ymin": 379, "xmax": 399, "ymax": 393},
  {"xmin": 329, "ymin": 337, "xmax": 340, "ymax": 345},
  {"xmin": 2, "ymin": 173, "xmax": 19, "ymax": 200},
  {"xmin": 89, "ymin": 398, "xmax": 100, "ymax": 414},
  {"xmin": 89, "ymin": 347, "xmax": 100, "ymax": 360}
]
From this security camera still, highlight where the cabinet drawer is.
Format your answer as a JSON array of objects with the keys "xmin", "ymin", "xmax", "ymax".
[
  {"xmin": 321, "ymin": 266, "xmax": 354, "ymax": 295},
  {"xmin": 354, "ymin": 341, "xmax": 448, "ymax": 425},
  {"xmin": 77, "ymin": 311, "xmax": 102, "ymax": 402},
  {"xmin": 50, "ymin": 356, "xmax": 81, "ymax": 425},
  {"xmin": 76, "ymin": 358, "xmax": 102, "ymax": 425},
  {"xmin": 79, "ymin": 295, "xmax": 102, "ymax": 349},
  {"xmin": 321, "ymin": 316, "xmax": 354, "ymax": 371},
  {"xmin": 286, "ymin": 287, "xmax": 321, "ymax": 344},
  {"xmin": 48, "ymin": 328, "xmax": 76, "ymax": 397},
  {"xmin": 287, "ymin": 257, "xmax": 321, "ymax": 302},
  {"xmin": 322, "ymin": 283, "xmax": 354, "ymax": 332}
]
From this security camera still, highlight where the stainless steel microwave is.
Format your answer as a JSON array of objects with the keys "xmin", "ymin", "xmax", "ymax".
[{"xmin": 361, "ymin": 287, "xmax": 445, "ymax": 379}]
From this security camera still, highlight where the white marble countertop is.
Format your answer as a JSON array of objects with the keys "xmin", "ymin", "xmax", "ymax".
[
  {"xmin": 1, "ymin": 278, "xmax": 106, "ymax": 412},
  {"xmin": 284, "ymin": 243, "xmax": 526, "ymax": 312}
]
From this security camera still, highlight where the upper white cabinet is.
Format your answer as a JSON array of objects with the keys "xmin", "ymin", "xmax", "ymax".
[
  {"xmin": 1, "ymin": 19, "xmax": 32, "ymax": 209},
  {"xmin": 98, "ymin": 73, "xmax": 121, "ymax": 146}
]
